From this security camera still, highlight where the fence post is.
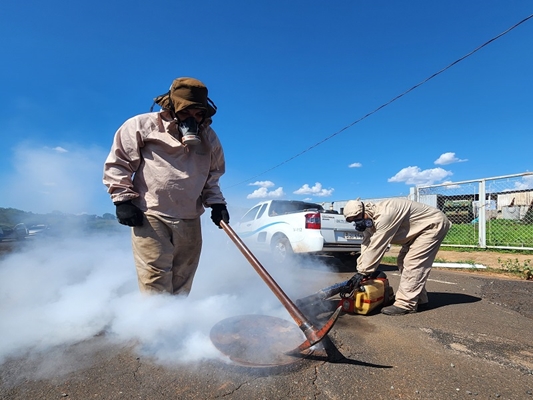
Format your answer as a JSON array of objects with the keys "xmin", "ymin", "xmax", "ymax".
[
  {"xmin": 410, "ymin": 186, "xmax": 418, "ymax": 202},
  {"xmin": 478, "ymin": 179, "xmax": 487, "ymax": 248}
]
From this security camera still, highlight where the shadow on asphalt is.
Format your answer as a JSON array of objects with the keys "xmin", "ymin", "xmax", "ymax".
[
  {"xmin": 303, "ymin": 336, "xmax": 393, "ymax": 368},
  {"xmin": 215, "ymin": 335, "xmax": 392, "ymax": 377},
  {"xmin": 377, "ymin": 264, "xmax": 399, "ymax": 272},
  {"xmin": 420, "ymin": 292, "xmax": 482, "ymax": 311}
]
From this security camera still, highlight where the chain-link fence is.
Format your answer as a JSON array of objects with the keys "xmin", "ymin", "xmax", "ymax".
[{"xmin": 413, "ymin": 172, "xmax": 533, "ymax": 250}]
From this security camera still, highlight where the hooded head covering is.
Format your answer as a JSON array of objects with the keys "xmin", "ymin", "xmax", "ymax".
[
  {"xmin": 343, "ymin": 200, "xmax": 364, "ymax": 219},
  {"xmin": 153, "ymin": 77, "xmax": 217, "ymax": 117}
]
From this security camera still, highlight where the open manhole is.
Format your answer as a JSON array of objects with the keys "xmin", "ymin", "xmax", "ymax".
[{"xmin": 210, "ymin": 314, "xmax": 317, "ymax": 367}]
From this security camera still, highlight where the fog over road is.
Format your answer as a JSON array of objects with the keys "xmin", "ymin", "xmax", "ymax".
[{"xmin": 1, "ymin": 244, "xmax": 532, "ymax": 400}]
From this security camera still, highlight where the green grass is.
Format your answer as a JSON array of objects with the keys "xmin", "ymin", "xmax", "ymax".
[
  {"xmin": 443, "ymin": 219, "xmax": 533, "ymax": 248},
  {"xmin": 434, "ymin": 256, "xmax": 479, "ymax": 265},
  {"xmin": 381, "ymin": 256, "xmax": 397, "ymax": 265},
  {"xmin": 439, "ymin": 245, "xmax": 533, "ymax": 257}
]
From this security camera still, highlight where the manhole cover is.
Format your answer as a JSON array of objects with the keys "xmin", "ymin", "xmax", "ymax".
[{"xmin": 210, "ymin": 314, "xmax": 315, "ymax": 367}]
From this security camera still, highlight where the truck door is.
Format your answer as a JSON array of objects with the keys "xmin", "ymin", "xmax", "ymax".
[{"xmin": 236, "ymin": 203, "xmax": 268, "ymax": 251}]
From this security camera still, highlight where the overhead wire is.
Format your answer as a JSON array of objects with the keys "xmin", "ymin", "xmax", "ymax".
[{"xmin": 227, "ymin": 12, "xmax": 533, "ymax": 189}]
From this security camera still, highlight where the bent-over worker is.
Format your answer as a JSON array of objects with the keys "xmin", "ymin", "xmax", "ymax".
[{"xmin": 343, "ymin": 198, "xmax": 451, "ymax": 315}]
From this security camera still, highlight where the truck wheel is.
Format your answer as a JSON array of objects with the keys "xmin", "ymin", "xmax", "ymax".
[{"xmin": 271, "ymin": 235, "xmax": 293, "ymax": 264}]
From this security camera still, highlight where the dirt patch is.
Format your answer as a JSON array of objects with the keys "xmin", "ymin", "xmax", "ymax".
[
  {"xmin": 386, "ymin": 245, "xmax": 532, "ymax": 278},
  {"xmin": 387, "ymin": 245, "xmax": 532, "ymax": 269},
  {"xmin": 435, "ymin": 249, "xmax": 532, "ymax": 269}
]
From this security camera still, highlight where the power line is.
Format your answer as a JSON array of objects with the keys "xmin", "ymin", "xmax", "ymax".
[{"xmin": 227, "ymin": 13, "xmax": 533, "ymax": 189}]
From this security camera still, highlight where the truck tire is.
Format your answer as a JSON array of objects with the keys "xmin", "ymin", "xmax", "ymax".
[{"xmin": 271, "ymin": 234, "xmax": 293, "ymax": 264}]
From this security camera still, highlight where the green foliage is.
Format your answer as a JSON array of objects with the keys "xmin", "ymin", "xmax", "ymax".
[
  {"xmin": 497, "ymin": 257, "xmax": 533, "ymax": 280},
  {"xmin": 0, "ymin": 208, "xmax": 30, "ymax": 228},
  {"xmin": 0, "ymin": 207, "xmax": 121, "ymax": 236}
]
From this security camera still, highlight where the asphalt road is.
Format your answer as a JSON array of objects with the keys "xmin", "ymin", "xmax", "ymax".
[{"xmin": 1, "ymin": 265, "xmax": 532, "ymax": 400}]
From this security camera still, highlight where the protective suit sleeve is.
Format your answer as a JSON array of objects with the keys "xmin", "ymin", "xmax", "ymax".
[
  {"xmin": 202, "ymin": 127, "xmax": 226, "ymax": 206},
  {"xmin": 103, "ymin": 118, "xmax": 145, "ymax": 203}
]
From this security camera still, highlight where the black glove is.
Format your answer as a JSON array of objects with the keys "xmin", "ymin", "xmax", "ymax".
[
  {"xmin": 339, "ymin": 272, "xmax": 369, "ymax": 297},
  {"xmin": 115, "ymin": 200, "xmax": 144, "ymax": 227},
  {"xmin": 210, "ymin": 204, "xmax": 229, "ymax": 228}
]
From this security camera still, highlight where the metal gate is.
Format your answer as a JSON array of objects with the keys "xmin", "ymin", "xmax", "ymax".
[{"xmin": 413, "ymin": 172, "xmax": 533, "ymax": 251}]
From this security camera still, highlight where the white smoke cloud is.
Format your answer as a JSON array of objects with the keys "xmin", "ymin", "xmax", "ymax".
[
  {"xmin": 0, "ymin": 142, "xmax": 110, "ymax": 215},
  {"xmin": 0, "ymin": 142, "xmax": 339, "ymax": 382},
  {"xmin": 0, "ymin": 223, "xmax": 334, "ymax": 378}
]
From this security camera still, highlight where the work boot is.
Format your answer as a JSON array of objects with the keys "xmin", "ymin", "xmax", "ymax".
[{"xmin": 381, "ymin": 305, "xmax": 416, "ymax": 316}]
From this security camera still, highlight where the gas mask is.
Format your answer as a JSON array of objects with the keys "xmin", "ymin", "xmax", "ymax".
[
  {"xmin": 354, "ymin": 218, "xmax": 373, "ymax": 232},
  {"xmin": 352, "ymin": 202, "xmax": 374, "ymax": 232},
  {"xmin": 178, "ymin": 117, "xmax": 201, "ymax": 145}
]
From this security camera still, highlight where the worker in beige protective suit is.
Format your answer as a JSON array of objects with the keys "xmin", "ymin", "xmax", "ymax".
[
  {"xmin": 103, "ymin": 77, "xmax": 229, "ymax": 296},
  {"xmin": 343, "ymin": 198, "xmax": 451, "ymax": 315}
]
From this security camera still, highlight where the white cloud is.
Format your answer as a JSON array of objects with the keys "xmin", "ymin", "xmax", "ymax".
[
  {"xmin": 249, "ymin": 181, "xmax": 275, "ymax": 188},
  {"xmin": 246, "ymin": 186, "xmax": 285, "ymax": 199},
  {"xmin": 293, "ymin": 182, "xmax": 334, "ymax": 197},
  {"xmin": 514, "ymin": 175, "xmax": 533, "ymax": 190},
  {"xmin": 53, "ymin": 146, "xmax": 68, "ymax": 153},
  {"xmin": 434, "ymin": 152, "xmax": 467, "ymax": 165},
  {"xmin": 442, "ymin": 180, "xmax": 461, "ymax": 189},
  {"xmin": 348, "ymin": 162, "xmax": 362, "ymax": 168},
  {"xmin": 388, "ymin": 166, "xmax": 453, "ymax": 186}
]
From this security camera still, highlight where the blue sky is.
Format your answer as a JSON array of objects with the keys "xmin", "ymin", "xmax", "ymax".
[{"xmin": 1, "ymin": 1, "xmax": 532, "ymax": 217}]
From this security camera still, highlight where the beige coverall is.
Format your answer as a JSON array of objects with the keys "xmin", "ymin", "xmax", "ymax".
[
  {"xmin": 353, "ymin": 198, "xmax": 451, "ymax": 311},
  {"xmin": 103, "ymin": 110, "xmax": 226, "ymax": 295}
]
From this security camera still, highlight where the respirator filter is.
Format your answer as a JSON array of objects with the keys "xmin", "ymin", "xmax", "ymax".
[
  {"xmin": 179, "ymin": 117, "xmax": 201, "ymax": 145},
  {"xmin": 354, "ymin": 218, "xmax": 373, "ymax": 232}
]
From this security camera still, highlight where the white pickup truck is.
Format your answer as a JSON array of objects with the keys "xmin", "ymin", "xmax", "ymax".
[{"xmin": 234, "ymin": 200, "xmax": 363, "ymax": 263}]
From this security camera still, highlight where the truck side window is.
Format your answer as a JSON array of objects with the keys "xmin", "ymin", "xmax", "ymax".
[
  {"xmin": 257, "ymin": 203, "xmax": 268, "ymax": 219},
  {"xmin": 241, "ymin": 205, "xmax": 262, "ymax": 223},
  {"xmin": 269, "ymin": 201, "xmax": 282, "ymax": 216}
]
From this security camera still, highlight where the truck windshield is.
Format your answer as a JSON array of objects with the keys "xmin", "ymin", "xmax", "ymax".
[{"xmin": 269, "ymin": 200, "xmax": 324, "ymax": 216}]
